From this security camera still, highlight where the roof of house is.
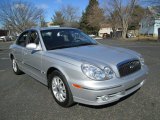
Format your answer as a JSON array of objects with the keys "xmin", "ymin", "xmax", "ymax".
[
  {"xmin": 99, "ymin": 22, "xmax": 122, "ymax": 29},
  {"xmin": 100, "ymin": 23, "xmax": 112, "ymax": 28}
]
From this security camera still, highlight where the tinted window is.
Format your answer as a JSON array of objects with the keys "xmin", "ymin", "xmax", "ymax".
[
  {"xmin": 41, "ymin": 29, "xmax": 97, "ymax": 50},
  {"xmin": 16, "ymin": 31, "xmax": 29, "ymax": 47}
]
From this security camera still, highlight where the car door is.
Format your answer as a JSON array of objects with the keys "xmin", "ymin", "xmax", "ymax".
[
  {"xmin": 13, "ymin": 31, "xmax": 29, "ymax": 68},
  {"xmin": 22, "ymin": 30, "xmax": 44, "ymax": 83}
]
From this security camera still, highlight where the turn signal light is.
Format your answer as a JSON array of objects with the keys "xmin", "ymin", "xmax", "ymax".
[{"xmin": 72, "ymin": 84, "xmax": 82, "ymax": 89}]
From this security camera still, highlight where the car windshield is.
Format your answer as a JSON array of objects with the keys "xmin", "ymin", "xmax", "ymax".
[{"xmin": 41, "ymin": 29, "xmax": 97, "ymax": 50}]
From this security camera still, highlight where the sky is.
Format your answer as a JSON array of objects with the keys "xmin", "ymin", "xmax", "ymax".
[
  {"xmin": 0, "ymin": 0, "xmax": 90, "ymax": 27},
  {"xmin": 0, "ymin": 0, "xmax": 148, "ymax": 28},
  {"xmin": 31, "ymin": 0, "xmax": 148, "ymax": 22},
  {"xmin": 32, "ymin": 0, "xmax": 90, "ymax": 22}
]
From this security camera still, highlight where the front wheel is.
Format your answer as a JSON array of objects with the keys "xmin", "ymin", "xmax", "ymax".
[
  {"xmin": 12, "ymin": 58, "xmax": 23, "ymax": 75},
  {"xmin": 49, "ymin": 70, "xmax": 74, "ymax": 107}
]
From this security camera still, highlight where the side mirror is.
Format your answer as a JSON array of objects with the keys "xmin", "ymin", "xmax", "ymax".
[{"xmin": 26, "ymin": 43, "xmax": 37, "ymax": 50}]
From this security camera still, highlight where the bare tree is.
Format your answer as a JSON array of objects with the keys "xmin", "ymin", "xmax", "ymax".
[
  {"xmin": 129, "ymin": 5, "xmax": 146, "ymax": 30},
  {"xmin": 103, "ymin": 2, "xmax": 121, "ymax": 38},
  {"xmin": 52, "ymin": 5, "xmax": 79, "ymax": 27},
  {"xmin": 103, "ymin": 0, "xmax": 137, "ymax": 38},
  {"xmin": 0, "ymin": 0, "xmax": 43, "ymax": 35},
  {"xmin": 40, "ymin": 15, "xmax": 47, "ymax": 27},
  {"xmin": 60, "ymin": 5, "xmax": 80, "ymax": 27}
]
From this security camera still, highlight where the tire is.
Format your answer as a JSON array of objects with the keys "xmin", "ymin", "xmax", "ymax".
[
  {"xmin": 12, "ymin": 58, "xmax": 23, "ymax": 75},
  {"xmin": 49, "ymin": 70, "xmax": 74, "ymax": 107}
]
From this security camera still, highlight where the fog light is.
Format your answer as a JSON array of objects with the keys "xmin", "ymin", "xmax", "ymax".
[
  {"xmin": 97, "ymin": 95, "xmax": 109, "ymax": 102},
  {"xmin": 102, "ymin": 95, "xmax": 109, "ymax": 101},
  {"xmin": 140, "ymin": 80, "xmax": 144, "ymax": 86}
]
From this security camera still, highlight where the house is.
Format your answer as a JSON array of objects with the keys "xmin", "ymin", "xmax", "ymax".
[
  {"xmin": 46, "ymin": 22, "xmax": 54, "ymax": 27},
  {"xmin": 139, "ymin": 6, "xmax": 160, "ymax": 37},
  {"xmin": 98, "ymin": 24, "xmax": 113, "ymax": 37},
  {"xmin": 98, "ymin": 23, "xmax": 123, "ymax": 38}
]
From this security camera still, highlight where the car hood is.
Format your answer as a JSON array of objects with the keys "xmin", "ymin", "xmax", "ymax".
[{"xmin": 48, "ymin": 45, "xmax": 140, "ymax": 67}]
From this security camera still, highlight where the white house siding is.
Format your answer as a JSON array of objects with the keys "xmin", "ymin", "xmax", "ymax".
[
  {"xmin": 139, "ymin": 18, "xmax": 160, "ymax": 37},
  {"xmin": 139, "ymin": 18, "xmax": 154, "ymax": 35},
  {"xmin": 153, "ymin": 19, "xmax": 160, "ymax": 37},
  {"xmin": 98, "ymin": 28, "xmax": 113, "ymax": 37}
]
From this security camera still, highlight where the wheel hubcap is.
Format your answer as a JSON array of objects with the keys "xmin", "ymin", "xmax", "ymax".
[
  {"xmin": 12, "ymin": 59, "xmax": 17, "ymax": 72},
  {"xmin": 52, "ymin": 76, "xmax": 66, "ymax": 102}
]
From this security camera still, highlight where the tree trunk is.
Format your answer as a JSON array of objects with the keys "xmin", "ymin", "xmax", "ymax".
[
  {"xmin": 122, "ymin": 20, "xmax": 128, "ymax": 39},
  {"xmin": 112, "ymin": 27, "xmax": 116, "ymax": 38},
  {"xmin": 122, "ymin": 28, "xmax": 127, "ymax": 39}
]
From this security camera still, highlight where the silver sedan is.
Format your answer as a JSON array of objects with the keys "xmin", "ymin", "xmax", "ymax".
[{"xmin": 9, "ymin": 27, "xmax": 148, "ymax": 107}]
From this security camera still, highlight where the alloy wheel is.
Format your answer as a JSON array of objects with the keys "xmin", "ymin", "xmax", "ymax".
[{"xmin": 52, "ymin": 76, "xmax": 66, "ymax": 102}]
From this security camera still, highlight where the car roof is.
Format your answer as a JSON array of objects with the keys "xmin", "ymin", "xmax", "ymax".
[{"xmin": 27, "ymin": 27, "xmax": 77, "ymax": 31}]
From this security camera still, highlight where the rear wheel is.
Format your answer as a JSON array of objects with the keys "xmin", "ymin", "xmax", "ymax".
[
  {"xmin": 12, "ymin": 58, "xmax": 23, "ymax": 75},
  {"xmin": 49, "ymin": 70, "xmax": 74, "ymax": 107}
]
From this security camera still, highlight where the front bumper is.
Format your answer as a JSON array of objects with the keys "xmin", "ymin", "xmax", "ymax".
[{"xmin": 71, "ymin": 65, "xmax": 148, "ymax": 106}]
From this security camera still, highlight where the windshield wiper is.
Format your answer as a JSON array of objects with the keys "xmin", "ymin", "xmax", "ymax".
[
  {"xmin": 75, "ymin": 42, "xmax": 97, "ymax": 47},
  {"xmin": 50, "ymin": 45, "xmax": 72, "ymax": 50},
  {"xmin": 49, "ymin": 43, "xmax": 97, "ymax": 50}
]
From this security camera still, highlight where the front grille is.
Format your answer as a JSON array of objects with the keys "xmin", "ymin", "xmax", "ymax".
[{"xmin": 117, "ymin": 59, "xmax": 141, "ymax": 77}]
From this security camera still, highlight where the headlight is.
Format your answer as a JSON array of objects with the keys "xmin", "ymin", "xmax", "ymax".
[
  {"xmin": 81, "ymin": 64, "xmax": 114, "ymax": 80},
  {"xmin": 104, "ymin": 67, "xmax": 115, "ymax": 79},
  {"xmin": 140, "ymin": 57, "xmax": 144, "ymax": 65}
]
